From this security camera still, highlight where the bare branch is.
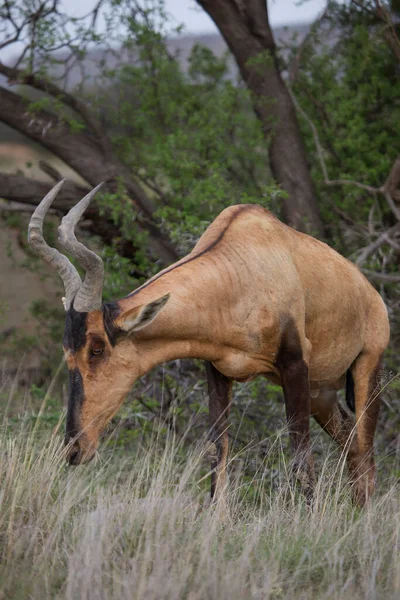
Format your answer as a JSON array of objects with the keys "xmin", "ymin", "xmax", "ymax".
[
  {"xmin": 383, "ymin": 190, "xmax": 400, "ymax": 222},
  {"xmin": 0, "ymin": 1, "xmax": 29, "ymax": 50},
  {"xmin": 356, "ymin": 223, "xmax": 400, "ymax": 266},
  {"xmin": 0, "ymin": 201, "xmax": 58, "ymax": 215},
  {"xmin": 383, "ymin": 155, "xmax": 400, "ymax": 194},
  {"xmin": 38, "ymin": 159, "xmax": 63, "ymax": 182},
  {"xmin": 362, "ymin": 269, "xmax": 400, "ymax": 283},
  {"xmin": 385, "ymin": 234, "xmax": 400, "ymax": 251},
  {"xmin": 381, "ymin": 156, "xmax": 400, "ymax": 221},
  {"xmin": 0, "ymin": 60, "xmax": 112, "ymax": 156},
  {"xmin": 329, "ymin": 202, "xmax": 369, "ymax": 232},
  {"xmin": 0, "ymin": 172, "xmax": 89, "ymax": 211}
]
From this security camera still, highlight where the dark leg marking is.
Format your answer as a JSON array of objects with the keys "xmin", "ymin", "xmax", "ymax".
[
  {"xmin": 206, "ymin": 361, "xmax": 232, "ymax": 502},
  {"xmin": 346, "ymin": 368, "xmax": 355, "ymax": 413},
  {"xmin": 276, "ymin": 321, "xmax": 315, "ymax": 502}
]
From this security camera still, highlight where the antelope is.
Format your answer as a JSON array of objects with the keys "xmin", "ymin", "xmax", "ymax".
[{"xmin": 28, "ymin": 181, "xmax": 390, "ymax": 506}]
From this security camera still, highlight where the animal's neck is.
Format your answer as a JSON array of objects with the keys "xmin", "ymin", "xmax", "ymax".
[
  {"xmin": 120, "ymin": 259, "xmax": 230, "ymax": 376},
  {"xmin": 135, "ymin": 335, "xmax": 222, "ymax": 378}
]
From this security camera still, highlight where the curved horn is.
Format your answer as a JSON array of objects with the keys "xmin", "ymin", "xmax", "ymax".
[
  {"xmin": 27, "ymin": 180, "xmax": 82, "ymax": 311},
  {"xmin": 58, "ymin": 183, "xmax": 105, "ymax": 313}
]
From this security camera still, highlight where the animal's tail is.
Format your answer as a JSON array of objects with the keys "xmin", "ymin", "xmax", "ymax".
[{"xmin": 346, "ymin": 369, "xmax": 355, "ymax": 413}]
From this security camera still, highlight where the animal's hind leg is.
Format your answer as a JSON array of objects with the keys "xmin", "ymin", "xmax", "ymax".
[
  {"xmin": 349, "ymin": 351, "xmax": 383, "ymax": 506},
  {"xmin": 206, "ymin": 362, "xmax": 232, "ymax": 506},
  {"xmin": 311, "ymin": 389, "xmax": 359, "ymax": 486},
  {"xmin": 277, "ymin": 332, "xmax": 315, "ymax": 502}
]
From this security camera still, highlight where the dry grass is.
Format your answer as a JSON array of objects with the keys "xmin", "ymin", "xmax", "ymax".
[{"xmin": 0, "ymin": 390, "xmax": 399, "ymax": 600}]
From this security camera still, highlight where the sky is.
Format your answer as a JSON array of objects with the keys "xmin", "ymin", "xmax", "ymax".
[
  {"xmin": 159, "ymin": 0, "xmax": 326, "ymax": 32},
  {"xmin": 64, "ymin": 0, "xmax": 327, "ymax": 34},
  {"xmin": 0, "ymin": 0, "xmax": 327, "ymax": 61}
]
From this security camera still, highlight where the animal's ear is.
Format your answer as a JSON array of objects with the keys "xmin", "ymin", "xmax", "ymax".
[{"xmin": 117, "ymin": 293, "xmax": 170, "ymax": 333}]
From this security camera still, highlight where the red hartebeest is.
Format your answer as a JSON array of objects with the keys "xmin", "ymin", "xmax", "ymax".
[{"xmin": 28, "ymin": 181, "xmax": 390, "ymax": 506}]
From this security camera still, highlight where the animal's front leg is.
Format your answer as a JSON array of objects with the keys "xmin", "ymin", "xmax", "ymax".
[
  {"xmin": 277, "ymin": 336, "xmax": 315, "ymax": 502},
  {"xmin": 205, "ymin": 362, "xmax": 232, "ymax": 506}
]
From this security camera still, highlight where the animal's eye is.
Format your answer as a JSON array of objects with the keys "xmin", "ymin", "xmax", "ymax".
[
  {"xmin": 90, "ymin": 337, "xmax": 105, "ymax": 357},
  {"xmin": 92, "ymin": 347, "xmax": 104, "ymax": 356}
]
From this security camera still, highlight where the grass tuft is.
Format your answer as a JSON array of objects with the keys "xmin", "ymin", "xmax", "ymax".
[{"xmin": 0, "ymin": 384, "xmax": 399, "ymax": 599}]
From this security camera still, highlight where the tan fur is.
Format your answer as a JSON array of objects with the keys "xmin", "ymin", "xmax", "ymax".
[{"xmin": 68, "ymin": 205, "xmax": 390, "ymax": 503}]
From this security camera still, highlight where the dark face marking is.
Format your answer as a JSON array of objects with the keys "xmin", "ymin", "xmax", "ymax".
[
  {"xmin": 102, "ymin": 301, "xmax": 122, "ymax": 346},
  {"xmin": 65, "ymin": 367, "xmax": 84, "ymax": 442},
  {"xmin": 63, "ymin": 307, "xmax": 88, "ymax": 352}
]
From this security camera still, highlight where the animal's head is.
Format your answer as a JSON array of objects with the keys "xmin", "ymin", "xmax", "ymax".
[{"xmin": 28, "ymin": 181, "xmax": 170, "ymax": 465}]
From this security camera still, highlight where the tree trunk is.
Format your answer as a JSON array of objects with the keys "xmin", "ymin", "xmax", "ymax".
[
  {"xmin": 197, "ymin": 0, "xmax": 324, "ymax": 236},
  {"xmin": 0, "ymin": 87, "xmax": 179, "ymax": 264}
]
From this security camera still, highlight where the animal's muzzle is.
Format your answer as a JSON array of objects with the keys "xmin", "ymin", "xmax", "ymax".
[
  {"xmin": 65, "ymin": 434, "xmax": 96, "ymax": 466},
  {"xmin": 65, "ymin": 437, "xmax": 82, "ymax": 465},
  {"xmin": 68, "ymin": 449, "xmax": 82, "ymax": 466}
]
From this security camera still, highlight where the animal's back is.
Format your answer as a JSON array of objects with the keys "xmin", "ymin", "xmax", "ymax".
[{"xmin": 196, "ymin": 203, "xmax": 385, "ymax": 318}]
